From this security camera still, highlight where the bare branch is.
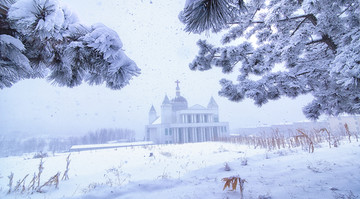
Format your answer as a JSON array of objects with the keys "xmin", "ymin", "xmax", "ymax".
[
  {"xmin": 307, "ymin": 34, "xmax": 337, "ymax": 52},
  {"xmin": 291, "ymin": 18, "xmax": 307, "ymax": 36},
  {"xmin": 230, "ymin": 14, "xmax": 317, "ymax": 26},
  {"xmin": 337, "ymin": 3, "xmax": 358, "ymax": 17}
]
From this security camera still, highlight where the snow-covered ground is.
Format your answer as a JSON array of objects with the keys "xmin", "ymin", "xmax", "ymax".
[{"xmin": 0, "ymin": 141, "xmax": 359, "ymax": 199}]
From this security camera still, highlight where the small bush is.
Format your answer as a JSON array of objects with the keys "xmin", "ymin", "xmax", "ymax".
[
  {"xmin": 160, "ymin": 151, "xmax": 172, "ymax": 157},
  {"xmin": 104, "ymin": 163, "xmax": 130, "ymax": 187},
  {"xmin": 333, "ymin": 190, "xmax": 359, "ymax": 199},
  {"xmin": 241, "ymin": 158, "xmax": 248, "ymax": 166},
  {"xmin": 222, "ymin": 176, "xmax": 246, "ymax": 199},
  {"xmin": 82, "ymin": 182, "xmax": 104, "ymax": 194},
  {"xmin": 258, "ymin": 195, "xmax": 272, "ymax": 199},
  {"xmin": 224, "ymin": 162, "xmax": 231, "ymax": 171},
  {"xmin": 33, "ymin": 152, "xmax": 48, "ymax": 159}
]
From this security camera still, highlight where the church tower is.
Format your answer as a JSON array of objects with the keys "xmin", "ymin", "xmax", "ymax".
[
  {"xmin": 161, "ymin": 95, "xmax": 172, "ymax": 124},
  {"xmin": 171, "ymin": 80, "xmax": 188, "ymax": 112},
  {"xmin": 148, "ymin": 105, "xmax": 157, "ymax": 124},
  {"xmin": 207, "ymin": 96, "xmax": 219, "ymax": 122}
]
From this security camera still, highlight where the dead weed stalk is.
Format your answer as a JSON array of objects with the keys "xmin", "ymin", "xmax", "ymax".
[
  {"xmin": 62, "ymin": 154, "xmax": 71, "ymax": 181},
  {"xmin": 222, "ymin": 176, "xmax": 246, "ymax": 199},
  {"xmin": 6, "ymin": 154, "xmax": 71, "ymax": 194},
  {"xmin": 296, "ymin": 129, "xmax": 314, "ymax": 153},
  {"xmin": 344, "ymin": 123, "xmax": 352, "ymax": 143}
]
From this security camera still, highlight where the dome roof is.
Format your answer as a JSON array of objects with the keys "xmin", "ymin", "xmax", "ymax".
[
  {"xmin": 171, "ymin": 96, "xmax": 188, "ymax": 111},
  {"xmin": 172, "ymin": 96, "xmax": 187, "ymax": 103}
]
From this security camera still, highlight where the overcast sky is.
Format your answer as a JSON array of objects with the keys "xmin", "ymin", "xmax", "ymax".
[{"xmin": 0, "ymin": 0, "xmax": 318, "ymax": 139}]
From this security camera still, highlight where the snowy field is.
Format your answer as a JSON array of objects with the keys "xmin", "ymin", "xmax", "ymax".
[{"xmin": 0, "ymin": 141, "xmax": 359, "ymax": 199}]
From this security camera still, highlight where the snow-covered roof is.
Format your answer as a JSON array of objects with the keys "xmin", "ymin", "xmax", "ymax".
[
  {"xmin": 152, "ymin": 116, "xmax": 162, "ymax": 124},
  {"xmin": 70, "ymin": 141, "xmax": 153, "ymax": 151},
  {"xmin": 188, "ymin": 104, "xmax": 206, "ymax": 110}
]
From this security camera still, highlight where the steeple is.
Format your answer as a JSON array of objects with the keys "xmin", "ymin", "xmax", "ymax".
[
  {"xmin": 207, "ymin": 96, "xmax": 218, "ymax": 109},
  {"xmin": 148, "ymin": 105, "xmax": 157, "ymax": 124},
  {"xmin": 149, "ymin": 105, "xmax": 156, "ymax": 114},
  {"xmin": 161, "ymin": 94, "xmax": 172, "ymax": 124},
  {"xmin": 162, "ymin": 95, "xmax": 170, "ymax": 105}
]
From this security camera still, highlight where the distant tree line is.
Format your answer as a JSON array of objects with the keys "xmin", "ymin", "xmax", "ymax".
[{"xmin": 0, "ymin": 128, "xmax": 135, "ymax": 157}]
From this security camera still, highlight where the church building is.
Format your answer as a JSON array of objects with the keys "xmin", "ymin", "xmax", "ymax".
[{"xmin": 145, "ymin": 81, "xmax": 230, "ymax": 144}]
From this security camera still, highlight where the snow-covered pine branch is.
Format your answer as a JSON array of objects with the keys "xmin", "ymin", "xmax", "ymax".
[
  {"xmin": 0, "ymin": 0, "xmax": 140, "ymax": 89},
  {"xmin": 179, "ymin": 0, "xmax": 246, "ymax": 34},
  {"xmin": 180, "ymin": 0, "xmax": 360, "ymax": 119}
]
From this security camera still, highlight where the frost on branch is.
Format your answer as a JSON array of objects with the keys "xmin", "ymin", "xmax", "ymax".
[
  {"xmin": 179, "ymin": 0, "xmax": 246, "ymax": 34},
  {"xmin": 7, "ymin": 0, "xmax": 65, "ymax": 40},
  {"xmin": 82, "ymin": 24, "xmax": 140, "ymax": 90},
  {"xmin": 182, "ymin": 0, "xmax": 360, "ymax": 119},
  {"xmin": 0, "ymin": 34, "xmax": 32, "ymax": 88},
  {"xmin": 1, "ymin": 0, "xmax": 140, "ymax": 90}
]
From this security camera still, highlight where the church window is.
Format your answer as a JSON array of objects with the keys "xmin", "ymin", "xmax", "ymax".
[
  {"xmin": 205, "ymin": 128, "xmax": 210, "ymax": 141},
  {"xmin": 196, "ymin": 127, "xmax": 201, "ymax": 141},
  {"xmin": 165, "ymin": 128, "xmax": 168, "ymax": 135},
  {"xmin": 213, "ymin": 127, "xmax": 218, "ymax": 140},
  {"xmin": 187, "ymin": 115, "xmax": 192, "ymax": 123},
  {"xmin": 179, "ymin": 128, "xmax": 184, "ymax": 143},
  {"xmin": 146, "ymin": 129, "xmax": 150, "ymax": 141},
  {"xmin": 188, "ymin": 128, "xmax": 192, "ymax": 142},
  {"xmin": 196, "ymin": 114, "xmax": 200, "ymax": 123},
  {"xmin": 204, "ymin": 115, "xmax": 208, "ymax": 123},
  {"xmin": 214, "ymin": 115, "xmax": 219, "ymax": 122}
]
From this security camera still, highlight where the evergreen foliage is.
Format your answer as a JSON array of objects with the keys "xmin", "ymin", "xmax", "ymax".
[
  {"xmin": 0, "ymin": 0, "xmax": 140, "ymax": 89},
  {"xmin": 180, "ymin": 0, "xmax": 360, "ymax": 119}
]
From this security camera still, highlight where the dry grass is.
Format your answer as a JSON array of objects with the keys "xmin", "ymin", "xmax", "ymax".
[
  {"xmin": 104, "ymin": 163, "xmax": 130, "ymax": 187},
  {"xmin": 344, "ymin": 123, "xmax": 352, "ymax": 143},
  {"xmin": 61, "ymin": 154, "xmax": 71, "ymax": 181},
  {"xmin": 6, "ymin": 155, "xmax": 70, "ymax": 195},
  {"xmin": 296, "ymin": 129, "xmax": 314, "ymax": 153},
  {"xmin": 7, "ymin": 173, "xmax": 13, "ymax": 194},
  {"xmin": 218, "ymin": 125, "xmax": 358, "ymax": 153},
  {"xmin": 38, "ymin": 172, "xmax": 60, "ymax": 192},
  {"xmin": 13, "ymin": 174, "xmax": 28, "ymax": 193},
  {"xmin": 222, "ymin": 176, "xmax": 246, "ymax": 199},
  {"xmin": 318, "ymin": 128, "xmax": 332, "ymax": 148},
  {"xmin": 28, "ymin": 173, "xmax": 36, "ymax": 191}
]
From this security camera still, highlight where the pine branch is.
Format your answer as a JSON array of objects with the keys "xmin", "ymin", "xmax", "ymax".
[
  {"xmin": 228, "ymin": 20, "xmax": 264, "ymax": 24},
  {"xmin": 337, "ymin": 3, "xmax": 357, "ymax": 17},
  {"xmin": 306, "ymin": 34, "xmax": 337, "ymax": 52},
  {"xmin": 181, "ymin": 0, "xmax": 237, "ymax": 33},
  {"xmin": 278, "ymin": 14, "xmax": 317, "ymax": 25},
  {"xmin": 230, "ymin": 14, "xmax": 317, "ymax": 26},
  {"xmin": 0, "ymin": 0, "xmax": 15, "ymax": 15},
  {"xmin": 291, "ymin": 14, "xmax": 317, "ymax": 36}
]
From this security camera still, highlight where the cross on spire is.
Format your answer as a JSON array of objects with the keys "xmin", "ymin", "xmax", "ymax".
[{"xmin": 175, "ymin": 80, "xmax": 180, "ymax": 97}]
